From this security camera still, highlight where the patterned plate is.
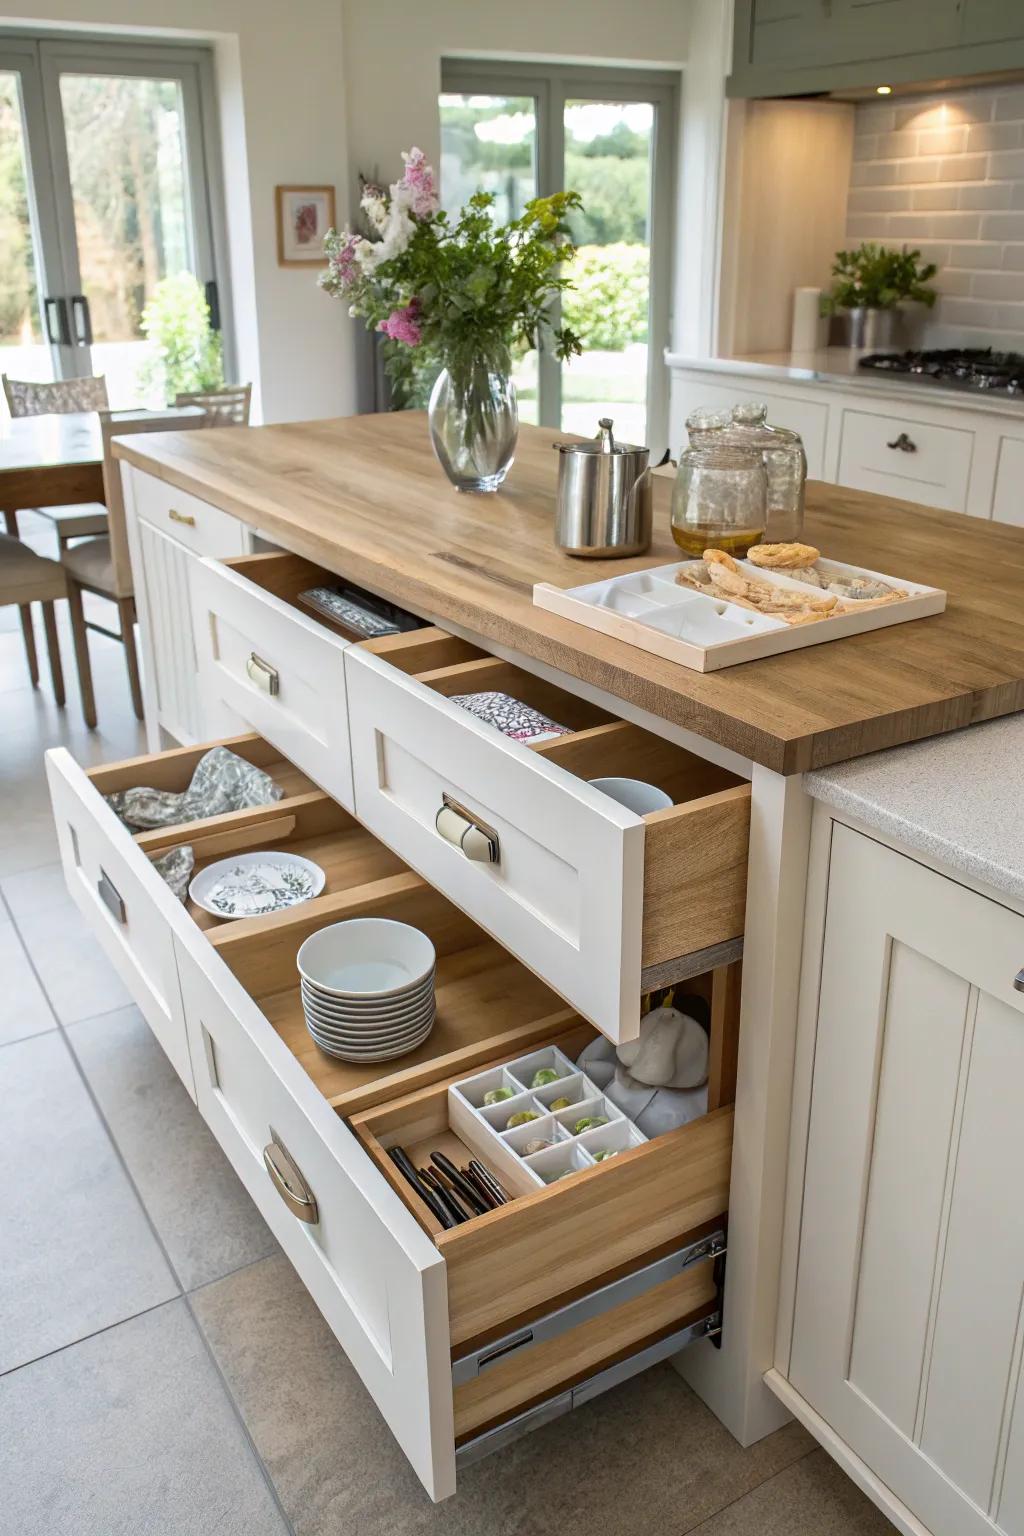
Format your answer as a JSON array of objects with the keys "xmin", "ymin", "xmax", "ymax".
[{"xmin": 189, "ymin": 851, "xmax": 326, "ymax": 920}]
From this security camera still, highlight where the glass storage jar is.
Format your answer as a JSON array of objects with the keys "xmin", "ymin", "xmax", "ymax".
[
  {"xmin": 725, "ymin": 402, "xmax": 806, "ymax": 542},
  {"xmin": 670, "ymin": 444, "xmax": 768, "ymax": 558}
]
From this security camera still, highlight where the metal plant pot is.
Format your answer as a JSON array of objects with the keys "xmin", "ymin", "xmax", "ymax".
[{"xmin": 828, "ymin": 306, "xmax": 902, "ymax": 350}]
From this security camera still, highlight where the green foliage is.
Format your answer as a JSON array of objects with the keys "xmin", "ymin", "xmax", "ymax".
[
  {"xmin": 0, "ymin": 79, "xmax": 39, "ymax": 344},
  {"xmin": 821, "ymin": 243, "xmax": 938, "ymax": 313},
  {"xmin": 564, "ymin": 155, "xmax": 649, "ymax": 246},
  {"xmin": 562, "ymin": 244, "xmax": 649, "ymax": 351},
  {"xmin": 139, "ymin": 273, "xmax": 224, "ymax": 403}
]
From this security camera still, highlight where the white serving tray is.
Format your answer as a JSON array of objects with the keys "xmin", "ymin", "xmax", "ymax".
[
  {"xmin": 534, "ymin": 557, "xmax": 947, "ymax": 673},
  {"xmin": 449, "ymin": 1045, "xmax": 647, "ymax": 1193}
]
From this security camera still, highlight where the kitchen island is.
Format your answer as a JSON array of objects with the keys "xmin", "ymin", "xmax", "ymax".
[{"xmin": 44, "ymin": 414, "xmax": 1021, "ymax": 1531}]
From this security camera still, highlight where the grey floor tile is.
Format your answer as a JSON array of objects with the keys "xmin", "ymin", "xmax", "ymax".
[
  {"xmin": 0, "ymin": 1031, "xmax": 177, "ymax": 1374},
  {"xmin": 693, "ymin": 1447, "xmax": 896, "ymax": 1534},
  {"xmin": 13, "ymin": 888, "xmax": 131, "ymax": 1024},
  {"xmin": 0, "ymin": 912, "xmax": 55, "ymax": 1045},
  {"xmin": 0, "ymin": 1299, "xmax": 290, "ymax": 1536},
  {"xmin": 192, "ymin": 1252, "xmax": 814, "ymax": 1536},
  {"xmin": 69, "ymin": 1003, "xmax": 278, "ymax": 1291},
  {"xmin": 1, "ymin": 861, "xmax": 74, "ymax": 921}
]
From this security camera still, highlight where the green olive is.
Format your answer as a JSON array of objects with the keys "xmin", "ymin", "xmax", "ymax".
[
  {"xmin": 574, "ymin": 1115, "xmax": 609, "ymax": 1134},
  {"xmin": 592, "ymin": 1149, "xmax": 617, "ymax": 1162},
  {"xmin": 507, "ymin": 1110, "xmax": 541, "ymax": 1128},
  {"xmin": 531, "ymin": 1067, "xmax": 560, "ymax": 1088},
  {"xmin": 549, "ymin": 1096, "xmax": 571, "ymax": 1111},
  {"xmin": 483, "ymin": 1086, "xmax": 513, "ymax": 1106}
]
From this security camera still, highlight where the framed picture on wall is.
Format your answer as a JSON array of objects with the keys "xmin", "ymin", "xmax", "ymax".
[{"xmin": 275, "ymin": 184, "xmax": 336, "ymax": 266}]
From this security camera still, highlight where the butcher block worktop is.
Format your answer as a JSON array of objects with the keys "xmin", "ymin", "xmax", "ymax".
[{"xmin": 114, "ymin": 411, "xmax": 1024, "ymax": 774}]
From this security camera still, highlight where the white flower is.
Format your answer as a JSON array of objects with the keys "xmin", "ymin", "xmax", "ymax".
[
  {"xmin": 355, "ymin": 196, "xmax": 415, "ymax": 270},
  {"xmin": 360, "ymin": 186, "xmax": 389, "ymax": 234}
]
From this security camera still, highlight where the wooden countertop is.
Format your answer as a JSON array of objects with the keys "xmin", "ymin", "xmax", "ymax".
[{"xmin": 114, "ymin": 411, "xmax": 1024, "ymax": 775}]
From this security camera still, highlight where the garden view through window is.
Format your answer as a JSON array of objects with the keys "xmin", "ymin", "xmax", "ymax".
[{"xmin": 440, "ymin": 76, "xmax": 666, "ymax": 444}]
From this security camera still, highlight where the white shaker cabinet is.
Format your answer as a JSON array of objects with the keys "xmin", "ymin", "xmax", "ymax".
[{"xmin": 788, "ymin": 822, "xmax": 1024, "ymax": 1536}]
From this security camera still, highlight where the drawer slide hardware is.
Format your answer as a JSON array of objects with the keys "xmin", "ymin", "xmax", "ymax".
[
  {"xmin": 97, "ymin": 867, "xmax": 126, "ymax": 925},
  {"xmin": 263, "ymin": 1130, "xmax": 318, "ymax": 1224},
  {"xmin": 246, "ymin": 652, "xmax": 280, "ymax": 696},
  {"xmin": 452, "ymin": 1228, "xmax": 725, "ymax": 1386},
  {"xmin": 168, "ymin": 507, "xmax": 197, "ymax": 527},
  {"xmin": 456, "ymin": 1307, "xmax": 722, "ymax": 1470},
  {"xmin": 435, "ymin": 793, "xmax": 500, "ymax": 865}
]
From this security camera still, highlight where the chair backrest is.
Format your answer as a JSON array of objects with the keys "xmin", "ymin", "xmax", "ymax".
[
  {"xmin": 99, "ymin": 407, "xmax": 208, "ymax": 597},
  {"xmin": 3, "ymin": 374, "xmax": 109, "ymax": 418},
  {"xmin": 174, "ymin": 383, "xmax": 252, "ymax": 427}
]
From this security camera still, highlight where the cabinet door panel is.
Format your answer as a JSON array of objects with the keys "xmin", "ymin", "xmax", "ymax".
[{"xmin": 792, "ymin": 824, "xmax": 1024, "ymax": 1536}]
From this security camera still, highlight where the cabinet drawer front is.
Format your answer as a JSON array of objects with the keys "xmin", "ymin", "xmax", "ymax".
[
  {"xmin": 346, "ymin": 647, "xmax": 645, "ymax": 1042},
  {"xmin": 175, "ymin": 939, "xmax": 456, "ymax": 1500},
  {"xmin": 45, "ymin": 747, "xmax": 195, "ymax": 1097},
  {"xmin": 130, "ymin": 469, "xmax": 249, "ymax": 559},
  {"xmin": 192, "ymin": 557, "xmax": 355, "ymax": 811},
  {"xmin": 837, "ymin": 408, "xmax": 973, "ymax": 512}
]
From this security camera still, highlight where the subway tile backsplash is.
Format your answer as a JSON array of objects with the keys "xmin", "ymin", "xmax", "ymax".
[{"xmin": 846, "ymin": 84, "xmax": 1024, "ymax": 351}]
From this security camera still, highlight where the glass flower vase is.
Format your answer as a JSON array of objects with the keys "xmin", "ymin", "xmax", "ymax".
[{"xmin": 428, "ymin": 361, "xmax": 518, "ymax": 492}]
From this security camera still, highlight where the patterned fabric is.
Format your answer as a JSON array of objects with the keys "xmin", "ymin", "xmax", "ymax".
[
  {"xmin": 3, "ymin": 375, "xmax": 109, "ymax": 417},
  {"xmin": 450, "ymin": 691, "xmax": 572, "ymax": 744},
  {"xmin": 151, "ymin": 845, "xmax": 196, "ymax": 902},
  {"xmin": 174, "ymin": 385, "xmax": 251, "ymax": 426},
  {"xmin": 105, "ymin": 746, "xmax": 284, "ymax": 830}
]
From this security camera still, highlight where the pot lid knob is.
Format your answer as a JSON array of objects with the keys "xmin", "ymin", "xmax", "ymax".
[{"xmin": 597, "ymin": 417, "xmax": 615, "ymax": 453}]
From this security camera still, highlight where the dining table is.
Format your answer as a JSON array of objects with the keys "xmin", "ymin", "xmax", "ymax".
[{"xmin": 0, "ymin": 411, "xmax": 105, "ymax": 539}]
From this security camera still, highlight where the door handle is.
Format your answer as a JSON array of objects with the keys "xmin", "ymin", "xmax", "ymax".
[
  {"xmin": 97, "ymin": 867, "xmax": 126, "ymax": 924},
  {"xmin": 263, "ymin": 1133, "xmax": 318, "ymax": 1223},
  {"xmin": 435, "ymin": 794, "xmax": 500, "ymax": 864},
  {"xmin": 43, "ymin": 296, "xmax": 71, "ymax": 348},
  {"xmin": 886, "ymin": 432, "xmax": 917, "ymax": 453},
  {"xmin": 1014, "ymin": 968, "xmax": 1024, "ymax": 993},
  {"xmin": 246, "ymin": 652, "xmax": 279, "ymax": 696},
  {"xmin": 204, "ymin": 279, "xmax": 221, "ymax": 332},
  {"xmin": 167, "ymin": 507, "xmax": 196, "ymax": 528},
  {"xmin": 69, "ymin": 294, "xmax": 93, "ymax": 346}
]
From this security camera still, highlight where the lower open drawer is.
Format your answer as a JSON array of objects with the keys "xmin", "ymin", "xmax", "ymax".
[{"xmin": 46, "ymin": 729, "xmax": 736, "ymax": 1501}]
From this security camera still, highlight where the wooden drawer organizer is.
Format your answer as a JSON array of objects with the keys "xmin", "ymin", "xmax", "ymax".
[{"xmin": 46, "ymin": 728, "xmax": 738, "ymax": 1501}]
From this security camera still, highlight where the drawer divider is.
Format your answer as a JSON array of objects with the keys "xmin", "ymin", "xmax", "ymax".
[{"xmin": 451, "ymin": 1228, "xmax": 726, "ymax": 1386}]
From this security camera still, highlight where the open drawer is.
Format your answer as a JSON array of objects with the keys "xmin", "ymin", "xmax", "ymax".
[
  {"xmin": 346, "ymin": 629, "xmax": 751, "ymax": 1042},
  {"xmin": 191, "ymin": 550, "xmax": 362, "ymax": 810},
  {"xmin": 46, "ymin": 727, "xmax": 737, "ymax": 1501}
]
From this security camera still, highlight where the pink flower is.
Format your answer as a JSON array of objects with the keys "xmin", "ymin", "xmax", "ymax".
[
  {"xmin": 377, "ymin": 300, "xmax": 422, "ymax": 346},
  {"xmin": 399, "ymin": 147, "xmax": 438, "ymax": 218},
  {"xmin": 330, "ymin": 233, "xmax": 361, "ymax": 288}
]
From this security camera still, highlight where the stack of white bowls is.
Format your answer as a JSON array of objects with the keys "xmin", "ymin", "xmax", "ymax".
[{"xmin": 297, "ymin": 918, "xmax": 436, "ymax": 1062}]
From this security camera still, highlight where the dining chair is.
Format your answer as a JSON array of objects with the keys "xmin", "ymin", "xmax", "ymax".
[
  {"xmin": 1, "ymin": 373, "xmax": 111, "ymax": 550},
  {"xmin": 174, "ymin": 383, "xmax": 252, "ymax": 426},
  {"xmin": 62, "ymin": 408, "xmax": 208, "ymax": 729},
  {"xmin": 0, "ymin": 533, "xmax": 66, "ymax": 708}
]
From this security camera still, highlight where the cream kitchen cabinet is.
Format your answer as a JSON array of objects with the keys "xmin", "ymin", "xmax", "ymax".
[
  {"xmin": 777, "ymin": 818, "xmax": 1024, "ymax": 1536},
  {"xmin": 123, "ymin": 465, "xmax": 251, "ymax": 751}
]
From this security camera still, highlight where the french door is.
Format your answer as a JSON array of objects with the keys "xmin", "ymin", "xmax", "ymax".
[
  {"xmin": 440, "ymin": 61, "xmax": 677, "ymax": 454},
  {"xmin": 0, "ymin": 34, "xmax": 227, "ymax": 410}
]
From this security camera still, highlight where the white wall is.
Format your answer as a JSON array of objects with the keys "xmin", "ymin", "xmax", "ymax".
[{"xmin": 6, "ymin": 0, "xmax": 355, "ymax": 423}]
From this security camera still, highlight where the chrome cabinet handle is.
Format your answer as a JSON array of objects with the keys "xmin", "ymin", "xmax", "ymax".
[
  {"xmin": 263, "ymin": 1133, "xmax": 318, "ymax": 1224},
  {"xmin": 435, "ymin": 794, "xmax": 500, "ymax": 864},
  {"xmin": 886, "ymin": 432, "xmax": 917, "ymax": 453},
  {"xmin": 168, "ymin": 507, "xmax": 196, "ymax": 527},
  {"xmin": 97, "ymin": 868, "xmax": 126, "ymax": 924},
  {"xmin": 246, "ymin": 652, "xmax": 279, "ymax": 696},
  {"xmin": 1014, "ymin": 969, "xmax": 1024, "ymax": 994}
]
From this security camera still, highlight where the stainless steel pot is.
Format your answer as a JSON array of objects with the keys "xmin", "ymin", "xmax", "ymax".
[{"xmin": 553, "ymin": 418, "xmax": 652, "ymax": 557}]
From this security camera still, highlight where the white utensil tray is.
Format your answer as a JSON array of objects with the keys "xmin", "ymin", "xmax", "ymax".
[
  {"xmin": 534, "ymin": 557, "xmax": 947, "ymax": 672},
  {"xmin": 449, "ymin": 1045, "xmax": 647, "ymax": 1192}
]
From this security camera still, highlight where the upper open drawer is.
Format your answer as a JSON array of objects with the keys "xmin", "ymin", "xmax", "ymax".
[{"xmin": 346, "ymin": 631, "xmax": 751, "ymax": 1043}]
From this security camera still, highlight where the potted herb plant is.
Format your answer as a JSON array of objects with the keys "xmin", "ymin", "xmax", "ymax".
[
  {"xmin": 820, "ymin": 242, "xmax": 938, "ymax": 349},
  {"xmin": 320, "ymin": 149, "xmax": 582, "ymax": 492}
]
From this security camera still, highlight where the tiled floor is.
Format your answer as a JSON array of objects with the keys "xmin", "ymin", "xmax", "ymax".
[{"xmin": 0, "ymin": 512, "xmax": 897, "ymax": 1534}]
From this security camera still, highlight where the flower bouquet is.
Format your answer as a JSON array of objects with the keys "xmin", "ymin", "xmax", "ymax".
[{"xmin": 320, "ymin": 148, "xmax": 583, "ymax": 491}]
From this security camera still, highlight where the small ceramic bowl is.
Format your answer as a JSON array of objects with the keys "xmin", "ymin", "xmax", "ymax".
[
  {"xmin": 296, "ymin": 918, "xmax": 436, "ymax": 998},
  {"xmin": 589, "ymin": 776, "xmax": 673, "ymax": 816}
]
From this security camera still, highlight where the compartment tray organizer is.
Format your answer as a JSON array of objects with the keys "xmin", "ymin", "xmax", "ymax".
[
  {"xmin": 534, "ymin": 557, "xmax": 947, "ymax": 673},
  {"xmin": 449, "ymin": 1045, "xmax": 647, "ymax": 1193}
]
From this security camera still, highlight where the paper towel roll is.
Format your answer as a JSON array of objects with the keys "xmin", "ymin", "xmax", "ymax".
[{"xmin": 791, "ymin": 287, "xmax": 826, "ymax": 354}]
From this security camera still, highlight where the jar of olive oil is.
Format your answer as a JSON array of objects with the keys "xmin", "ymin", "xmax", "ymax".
[{"xmin": 670, "ymin": 443, "xmax": 768, "ymax": 558}]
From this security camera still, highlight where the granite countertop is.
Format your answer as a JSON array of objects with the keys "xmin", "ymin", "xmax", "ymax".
[
  {"xmin": 664, "ymin": 349, "xmax": 1024, "ymax": 420},
  {"xmin": 806, "ymin": 714, "xmax": 1024, "ymax": 904}
]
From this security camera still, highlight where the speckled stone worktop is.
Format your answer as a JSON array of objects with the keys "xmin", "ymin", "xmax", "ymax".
[{"xmin": 806, "ymin": 714, "xmax": 1024, "ymax": 905}]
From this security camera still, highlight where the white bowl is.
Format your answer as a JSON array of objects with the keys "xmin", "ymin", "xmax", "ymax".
[
  {"xmin": 297, "ymin": 918, "xmax": 435, "ymax": 998},
  {"xmin": 588, "ymin": 776, "xmax": 673, "ymax": 816},
  {"xmin": 300, "ymin": 975, "xmax": 435, "ymax": 1019},
  {"xmin": 301, "ymin": 999, "xmax": 436, "ymax": 1041},
  {"xmin": 307, "ymin": 1018, "xmax": 435, "ymax": 1062}
]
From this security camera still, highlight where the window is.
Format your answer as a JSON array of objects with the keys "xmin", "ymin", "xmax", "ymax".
[
  {"xmin": 0, "ymin": 34, "xmax": 229, "ymax": 410},
  {"xmin": 440, "ymin": 61, "xmax": 677, "ymax": 451}
]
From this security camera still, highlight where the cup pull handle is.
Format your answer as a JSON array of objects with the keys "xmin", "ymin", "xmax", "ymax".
[
  {"xmin": 1014, "ymin": 969, "xmax": 1024, "ymax": 994},
  {"xmin": 246, "ymin": 652, "xmax": 279, "ymax": 696},
  {"xmin": 263, "ymin": 1133, "xmax": 318, "ymax": 1224},
  {"xmin": 97, "ymin": 868, "xmax": 126, "ymax": 924},
  {"xmin": 435, "ymin": 794, "xmax": 500, "ymax": 865},
  {"xmin": 168, "ymin": 507, "xmax": 197, "ymax": 527}
]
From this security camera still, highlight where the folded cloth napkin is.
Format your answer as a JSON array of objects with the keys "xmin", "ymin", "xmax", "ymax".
[
  {"xmin": 151, "ymin": 845, "xmax": 196, "ymax": 902},
  {"xmin": 105, "ymin": 746, "xmax": 284, "ymax": 831}
]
